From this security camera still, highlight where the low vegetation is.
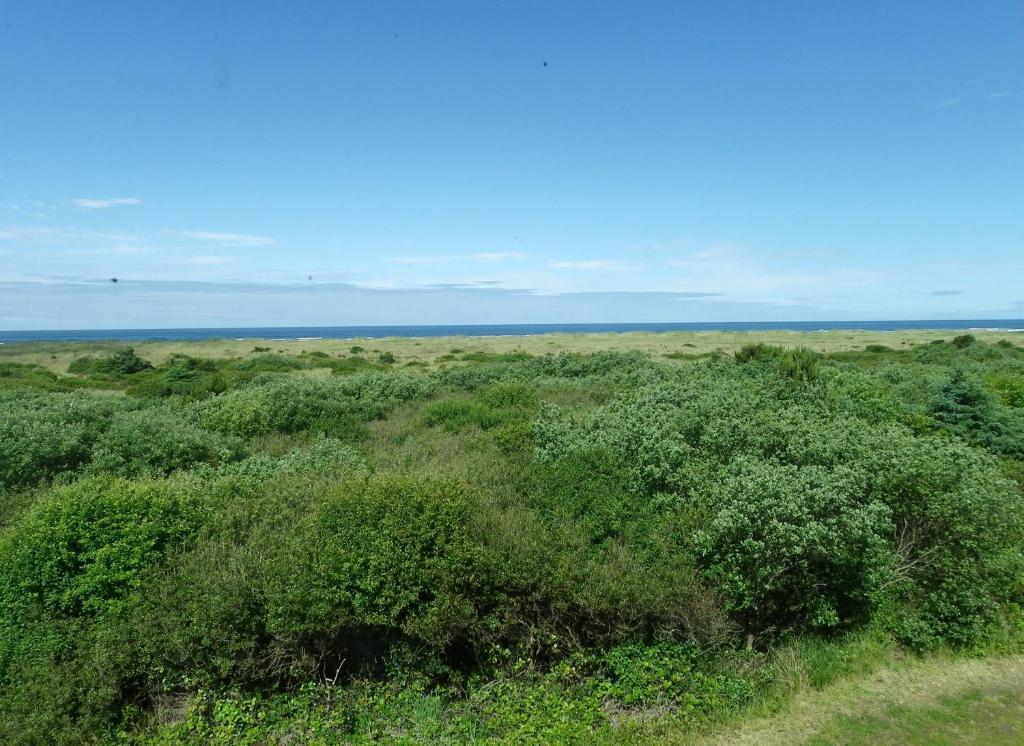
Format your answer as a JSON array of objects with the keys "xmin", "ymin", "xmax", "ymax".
[{"xmin": 0, "ymin": 334, "xmax": 1022, "ymax": 743}]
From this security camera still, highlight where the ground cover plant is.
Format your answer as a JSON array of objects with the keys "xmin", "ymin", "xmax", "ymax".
[{"xmin": 0, "ymin": 334, "xmax": 1021, "ymax": 743}]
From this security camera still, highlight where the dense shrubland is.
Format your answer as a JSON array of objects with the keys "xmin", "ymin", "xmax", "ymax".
[{"xmin": 0, "ymin": 337, "xmax": 1022, "ymax": 742}]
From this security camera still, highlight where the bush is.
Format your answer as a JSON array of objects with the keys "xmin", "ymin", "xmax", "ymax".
[
  {"xmin": 952, "ymin": 334, "xmax": 976, "ymax": 349},
  {"xmin": 68, "ymin": 348, "xmax": 152, "ymax": 376},
  {"xmin": 422, "ymin": 399, "xmax": 506, "ymax": 431},
  {"xmin": 193, "ymin": 373, "xmax": 433, "ymax": 438},
  {"xmin": 235, "ymin": 354, "xmax": 307, "ymax": 372},
  {"xmin": 697, "ymin": 459, "xmax": 892, "ymax": 635},
  {"xmin": 0, "ymin": 391, "xmax": 128, "ymax": 488},
  {"xmin": 125, "ymin": 355, "xmax": 226, "ymax": 399},
  {"xmin": 931, "ymin": 369, "xmax": 1024, "ymax": 456},
  {"xmin": 0, "ymin": 476, "xmax": 209, "ymax": 627},
  {"xmin": 209, "ymin": 436, "xmax": 366, "ymax": 482},
  {"xmin": 5, "ymin": 338, "xmax": 1024, "ymax": 741},
  {"xmin": 734, "ymin": 344, "xmax": 821, "ymax": 382},
  {"xmin": 89, "ymin": 409, "xmax": 242, "ymax": 478},
  {"xmin": 263, "ymin": 476, "xmax": 491, "ymax": 657},
  {"xmin": 0, "ymin": 475, "xmax": 220, "ymax": 741}
]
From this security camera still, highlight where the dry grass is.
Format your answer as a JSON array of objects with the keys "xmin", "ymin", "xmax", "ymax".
[{"xmin": 2, "ymin": 328, "xmax": 1018, "ymax": 374}]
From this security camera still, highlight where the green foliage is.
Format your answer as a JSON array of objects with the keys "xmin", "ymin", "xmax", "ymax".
[
  {"xmin": 422, "ymin": 398, "xmax": 506, "ymax": 431},
  {"xmin": 193, "ymin": 372, "xmax": 433, "ymax": 438},
  {"xmin": 69, "ymin": 347, "xmax": 152, "ymax": 376},
  {"xmin": 265, "ymin": 475, "xmax": 489, "ymax": 652},
  {"xmin": 89, "ymin": 409, "xmax": 242, "ymax": 478},
  {"xmin": 734, "ymin": 344, "xmax": 822, "ymax": 382},
  {"xmin": 234, "ymin": 353, "xmax": 306, "ymax": 372},
  {"xmin": 125, "ymin": 355, "xmax": 226, "ymax": 399},
  {"xmin": 931, "ymin": 368, "xmax": 1024, "ymax": 456},
  {"xmin": 0, "ymin": 361, "xmax": 113, "ymax": 392},
  {"xmin": 698, "ymin": 459, "xmax": 892, "ymax": 633},
  {"xmin": 952, "ymin": 333, "xmax": 976, "ymax": 348},
  {"xmin": 537, "ymin": 363, "xmax": 1024, "ymax": 646},
  {"xmin": 987, "ymin": 372, "xmax": 1024, "ymax": 408},
  {"xmin": 0, "ymin": 475, "xmax": 225, "ymax": 742},
  {"xmin": 378, "ymin": 351, "xmax": 396, "ymax": 364},
  {"xmin": 0, "ymin": 390, "xmax": 129, "ymax": 488},
  {"xmin": 0, "ymin": 476, "xmax": 207, "ymax": 626},
  {"xmin": 2, "ymin": 338, "xmax": 1024, "ymax": 742}
]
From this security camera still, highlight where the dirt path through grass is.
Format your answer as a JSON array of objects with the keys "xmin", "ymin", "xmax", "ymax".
[{"xmin": 695, "ymin": 655, "xmax": 1024, "ymax": 745}]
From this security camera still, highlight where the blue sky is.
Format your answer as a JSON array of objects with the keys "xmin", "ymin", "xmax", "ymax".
[{"xmin": 1, "ymin": 1, "xmax": 1022, "ymax": 328}]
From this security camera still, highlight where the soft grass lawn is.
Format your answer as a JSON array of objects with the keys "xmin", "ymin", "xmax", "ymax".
[{"xmin": 697, "ymin": 655, "xmax": 1024, "ymax": 745}]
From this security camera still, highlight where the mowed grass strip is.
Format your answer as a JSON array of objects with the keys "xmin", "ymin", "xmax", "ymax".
[{"xmin": 694, "ymin": 655, "xmax": 1024, "ymax": 746}]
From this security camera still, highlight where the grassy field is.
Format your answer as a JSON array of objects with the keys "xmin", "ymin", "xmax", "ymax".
[
  {"xmin": 697, "ymin": 654, "xmax": 1024, "ymax": 745},
  {"xmin": 2, "ymin": 327, "xmax": 1018, "ymax": 372}
]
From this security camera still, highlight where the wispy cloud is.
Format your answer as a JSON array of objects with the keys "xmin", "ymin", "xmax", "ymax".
[
  {"xmin": 387, "ymin": 252, "xmax": 527, "ymax": 264},
  {"xmin": 983, "ymin": 90, "xmax": 1023, "ymax": 100},
  {"xmin": 0, "ymin": 225, "xmax": 139, "ymax": 243},
  {"xmin": 548, "ymin": 259, "xmax": 633, "ymax": 271},
  {"xmin": 182, "ymin": 230, "xmax": 275, "ymax": 247},
  {"xmin": 928, "ymin": 289, "xmax": 963, "ymax": 296},
  {"xmin": 72, "ymin": 197, "xmax": 142, "ymax": 209},
  {"xmin": 60, "ymin": 245, "xmax": 151, "ymax": 257},
  {"xmin": 181, "ymin": 255, "xmax": 235, "ymax": 266},
  {"xmin": 931, "ymin": 90, "xmax": 1023, "ymax": 109},
  {"xmin": 387, "ymin": 256, "xmax": 449, "ymax": 265},
  {"xmin": 470, "ymin": 252, "xmax": 527, "ymax": 261},
  {"xmin": 668, "ymin": 243, "xmax": 882, "ymax": 299},
  {"xmin": 5, "ymin": 201, "xmax": 55, "ymax": 218}
]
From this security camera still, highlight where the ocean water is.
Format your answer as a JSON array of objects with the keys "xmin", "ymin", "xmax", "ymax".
[{"xmin": 2, "ymin": 320, "xmax": 1023, "ymax": 343}]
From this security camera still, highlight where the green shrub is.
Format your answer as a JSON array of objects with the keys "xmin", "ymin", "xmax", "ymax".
[
  {"xmin": 263, "ymin": 475, "xmax": 490, "ymax": 655},
  {"xmin": 422, "ymin": 399, "xmax": 505, "ymax": 431},
  {"xmin": 0, "ymin": 391, "xmax": 128, "ymax": 488},
  {"xmin": 987, "ymin": 373, "xmax": 1024, "ymax": 408},
  {"xmin": 931, "ymin": 369, "xmax": 1024, "ymax": 456},
  {"xmin": 125, "ymin": 355, "xmax": 226, "ymax": 399},
  {"xmin": 735, "ymin": 344, "xmax": 821, "ymax": 382},
  {"xmin": 68, "ymin": 347, "xmax": 152, "ymax": 376},
  {"xmin": 0, "ymin": 475, "xmax": 226, "ymax": 741},
  {"xmin": 89, "ymin": 410, "xmax": 242, "ymax": 478},
  {"xmin": 697, "ymin": 459, "xmax": 892, "ymax": 634},
  {"xmin": 0, "ymin": 476, "xmax": 208, "ymax": 627},
  {"xmin": 234, "ymin": 353, "xmax": 306, "ymax": 372},
  {"xmin": 208, "ymin": 436, "xmax": 366, "ymax": 482},
  {"xmin": 193, "ymin": 373, "xmax": 433, "ymax": 438},
  {"xmin": 478, "ymin": 381, "xmax": 537, "ymax": 409},
  {"xmin": 952, "ymin": 333, "xmax": 976, "ymax": 349},
  {"xmin": 0, "ymin": 362, "xmax": 107, "ymax": 392}
]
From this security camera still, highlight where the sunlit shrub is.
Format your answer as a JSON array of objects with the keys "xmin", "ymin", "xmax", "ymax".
[
  {"xmin": 698, "ymin": 459, "xmax": 892, "ymax": 633},
  {"xmin": 193, "ymin": 373, "xmax": 433, "ymax": 438},
  {"xmin": 263, "ymin": 476, "xmax": 490, "ymax": 653},
  {"xmin": 89, "ymin": 409, "xmax": 242, "ymax": 478},
  {"xmin": 0, "ymin": 391, "xmax": 128, "ymax": 488},
  {"xmin": 68, "ymin": 347, "xmax": 152, "ymax": 376}
]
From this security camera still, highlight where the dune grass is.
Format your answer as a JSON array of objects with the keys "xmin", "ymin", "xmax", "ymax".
[{"xmin": 2, "ymin": 328, "xmax": 1019, "ymax": 374}]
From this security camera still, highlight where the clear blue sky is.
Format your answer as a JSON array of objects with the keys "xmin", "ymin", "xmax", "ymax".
[{"xmin": 1, "ymin": 1, "xmax": 1022, "ymax": 328}]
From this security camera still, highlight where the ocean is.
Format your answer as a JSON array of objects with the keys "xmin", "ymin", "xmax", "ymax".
[{"xmin": 2, "ymin": 320, "xmax": 1023, "ymax": 343}]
